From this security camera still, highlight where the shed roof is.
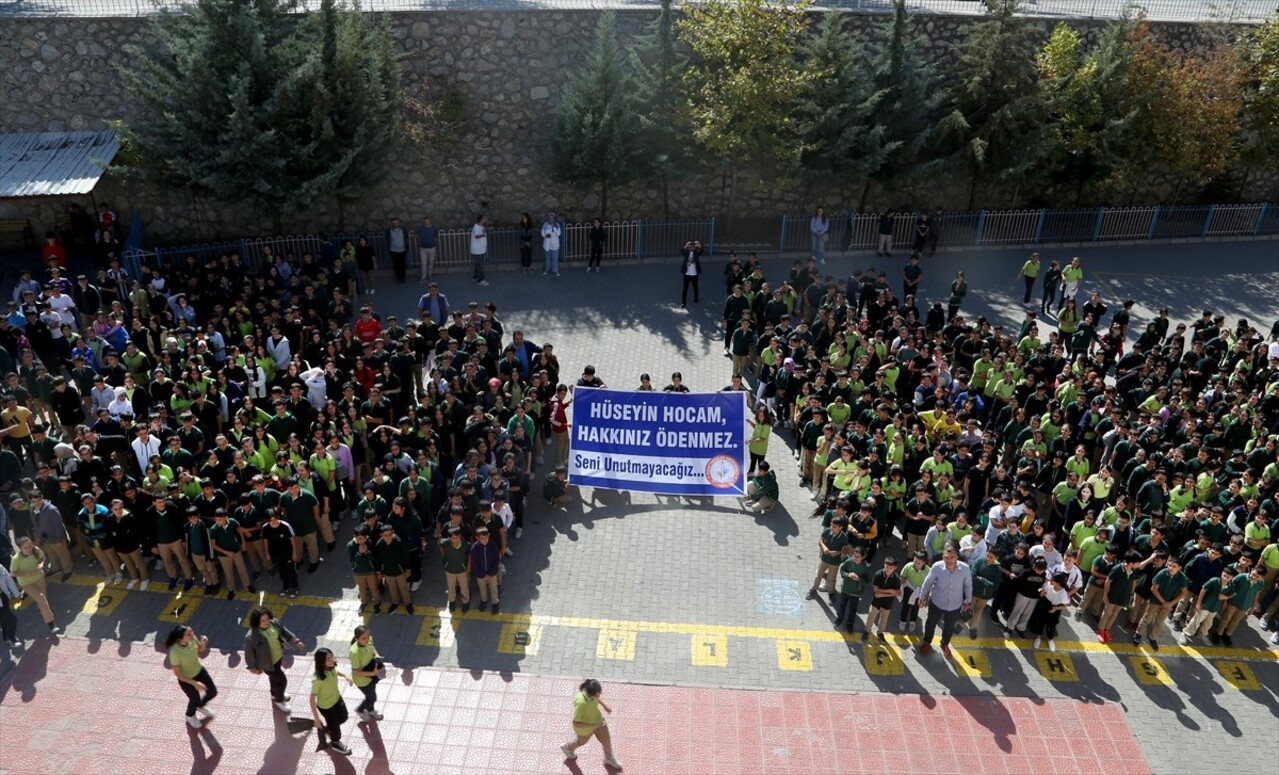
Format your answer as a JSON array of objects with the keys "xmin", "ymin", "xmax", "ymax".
[{"xmin": 0, "ymin": 130, "xmax": 120, "ymax": 198}]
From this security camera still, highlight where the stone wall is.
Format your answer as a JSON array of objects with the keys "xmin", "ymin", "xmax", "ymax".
[{"xmin": 0, "ymin": 10, "xmax": 1266, "ymax": 243}]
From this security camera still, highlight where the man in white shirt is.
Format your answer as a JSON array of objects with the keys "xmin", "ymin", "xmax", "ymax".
[
  {"xmin": 469, "ymin": 214, "xmax": 489, "ymax": 287},
  {"xmin": 131, "ymin": 425, "xmax": 162, "ymax": 476},
  {"xmin": 46, "ymin": 285, "xmax": 77, "ymax": 330},
  {"xmin": 541, "ymin": 213, "xmax": 562, "ymax": 276}
]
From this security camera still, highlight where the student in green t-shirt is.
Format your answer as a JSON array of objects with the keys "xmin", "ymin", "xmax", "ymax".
[
  {"xmin": 310, "ymin": 648, "xmax": 353, "ymax": 756},
  {"xmin": 349, "ymin": 625, "xmax": 385, "ymax": 721},
  {"xmin": 1097, "ymin": 551, "xmax": 1141, "ymax": 643},
  {"xmin": 1213, "ymin": 567, "xmax": 1265, "ymax": 646},
  {"xmin": 836, "ymin": 547, "xmax": 872, "ymax": 637},
  {"xmin": 209, "ymin": 510, "xmax": 255, "ymax": 600},
  {"xmin": 899, "ymin": 551, "xmax": 931, "ymax": 632},
  {"xmin": 1135, "ymin": 557, "xmax": 1187, "ymax": 650},
  {"xmin": 165, "ymin": 624, "xmax": 215, "ymax": 728}
]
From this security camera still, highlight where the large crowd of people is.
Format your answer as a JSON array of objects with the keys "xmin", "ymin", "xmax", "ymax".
[
  {"xmin": 0, "ymin": 218, "xmax": 1276, "ymax": 746},
  {"xmin": 719, "ymin": 249, "xmax": 1279, "ymax": 656}
]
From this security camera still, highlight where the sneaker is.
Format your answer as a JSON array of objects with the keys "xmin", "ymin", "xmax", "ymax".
[
  {"xmin": 1150, "ymin": 639, "xmax": 1159, "ymax": 651},
  {"xmin": 369, "ymin": 710, "xmax": 384, "ymax": 720},
  {"xmin": 491, "ymin": 602, "xmax": 500, "ymax": 615},
  {"xmin": 941, "ymin": 645, "xmax": 952, "ymax": 660},
  {"xmin": 1048, "ymin": 640, "xmax": 1057, "ymax": 652},
  {"xmin": 48, "ymin": 622, "xmax": 62, "ymax": 635},
  {"xmin": 1131, "ymin": 631, "xmax": 1141, "ymax": 645},
  {"xmin": 605, "ymin": 755, "xmax": 623, "ymax": 771},
  {"xmin": 274, "ymin": 701, "xmax": 292, "ymax": 713},
  {"xmin": 308, "ymin": 563, "xmax": 319, "ymax": 574},
  {"xmin": 917, "ymin": 643, "xmax": 933, "ymax": 656},
  {"xmin": 196, "ymin": 705, "xmax": 215, "ymax": 719},
  {"xmin": 479, "ymin": 280, "xmax": 490, "ymax": 287},
  {"xmin": 227, "ymin": 590, "xmax": 235, "ymax": 600},
  {"xmin": 126, "ymin": 579, "xmax": 137, "ymax": 590},
  {"xmin": 1181, "ymin": 634, "xmax": 1196, "ymax": 646},
  {"xmin": 358, "ymin": 603, "xmax": 368, "ymax": 615},
  {"xmin": 330, "ymin": 741, "xmax": 352, "ymax": 756},
  {"xmin": 1222, "ymin": 635, "xmax": 1234, "ymax": 647},
  {"xmin": 140, "ymin": 580, "xmax": 150, "ymax": 592},
  {"xmin": 561, "ymin": 743, "xmax": 577, "ymax": 761},
  {"xmin": 461, "ymin": 602, "xmax": 469, "ymax": 614},
  {"xmin": 357, "ymin": 710, "xmax": 373, "ymax": 721},
  {"xmin": 372, "ymin": 604, "xmax": 381, "ymax": 615},
  {"xmin": 247, "ymin": 585, "xmax": 256, "ymax": 594},
  {"xmin": 183, "ymin": 579, "xmax": 194, "ymax": 592},
  {"xmin": 112, "ymin": 573, "xmax": 123, "ymax": 584},
  {"xmin": 861, "ymin": 632, "xmax": 870, "ymax": 642},
  {"xmin": 61, "ymin": 572, "xmax": 73, "ymax": 582},
  {"xmin": 405, "ymin": 604, "xmax": 415, "ymax": 615},
  {"xmin": 476, "ymin": 602, "xmax": 487, "ymax": 613},
  {"xmin": 288, "ymin": 589, "xmax": 298, "ymax": 599},
  {"xmin": 387, "ymin": 604, "xmax": 399, "ymax": 614},
  {"xmin": 504, "ymin": 548, "xmax": 514, "ymax": 558},
  {"xmin": 1033, "ymin": 637, "xmax": 1042, "ymax": 649},
  {"xmin": 806, "ymin": 588, "xmax": 818, "ymax": 600},
  {"xmin": 186, "ymin": 715, "xmax": 202, "ymax": 728},
  {"xmin": 1270, "ymin": 632, "xmax": 1279, "ymax": 645},
  {"xmin": 514, "ymin": 528, "xmax": 522, "ymax": 539},
  {"xmin": 970, "ymin": 627, "xmax": 978, "ymax": 640},
  {"xmin": 877, "ymin": 633, "xmax": 886, "ymax": 643},
  {"xmin": 448, "ymin": 600, "xmax": 457, "ymax": 612},
  {"xmin": 1209, "ymin": 632, "xmax": 1221, "ymax": 644},
  {"xmin": 409, "ymin": 581, "xmax": 421, "ymax": 592},
  {"xmin": 205, "ymin": 585, "xmax": 220, "ymax": 596},
  {"xmin": 1098, "ymin": 630, "xmax": 1109, "ymax": 644}
]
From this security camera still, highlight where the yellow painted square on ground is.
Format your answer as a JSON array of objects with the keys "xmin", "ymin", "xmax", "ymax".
[
  {"xmin": 157, "ymin": 595, "xmax": 200, "ymax": 624},
  {"xmin": 596, "ymin": 629, "xmax": 637, "ymax": 661},
  {"xmin": 82, "ymin": 585, "xmax": 126, "ymax": 617},
  {"xmin": 864, "ymin": 645, "xmax": 905, "ymax": 676},
  {"xmin": 1129, "ymin": 656, "xmax": 1171, "ymax": 686},
  {"xmin": 243, "ymin": 605, "xmax": 288, "ymax": 628},
  {"xmin": 1215, "ymin": 661, "xmax": 1260, "ymax": 691},
  {"xmin": 691, "ymin": 634, "xmax": 728, "ymax": 667},
  {"xmin": 775, "ymin": 640, "xmax": 812, "ymax": 671},
  {"xmin": 1034, "ymin": 651, "xmax": 1078, "ymax": 682},
  {"xmin": 417, "ymin": 616, "xmax": 458, "ymax": 648},
  {"xmin": 498, "ymin": 623, "xmax": 542, "ymax": 656},
  {"xmin": 951, "ymin": 648, "xmax": 991, "ymax": 678}
]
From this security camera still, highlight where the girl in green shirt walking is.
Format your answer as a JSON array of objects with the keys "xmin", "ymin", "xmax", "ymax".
[
  {"xmin": 311, "ymin": 647, "xmax": 353, "ymax": 756},
  {"xmin": 562, "ymin": 678, "xmax": 623, "ymax": 771},
  {"xmin": 165, "ymin": 624, "xmax": 216, "ymax": 728}
]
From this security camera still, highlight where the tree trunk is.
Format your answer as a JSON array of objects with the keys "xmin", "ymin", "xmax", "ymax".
[
  {"xmin": 966, "ymin": 167, "xmax": 980, "ymax": 211},
  {"xmin": 1236, "ymin": 164, "xmax": 1252, "ymax": 201},
  {"xmin": 336, "ymin": 197, "xmax": 348, "ymax": 234},
  {"xmin": 601, "ymin": 178, "xmax": 609, "ymax": 221},
  {"xmin": 858, "ymin": 179, "xmax": 873, "ymax": 213},
  {"xmin": 660, "ymin": 170, "xmax": 671, "ymax": 220}
]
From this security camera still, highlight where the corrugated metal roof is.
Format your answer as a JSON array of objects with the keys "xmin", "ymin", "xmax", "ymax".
[{"xmin": 0, "ymin": 130, "xmax": 120, "ymax": 198}]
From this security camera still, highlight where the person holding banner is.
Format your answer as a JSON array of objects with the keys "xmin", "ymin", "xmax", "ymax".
[
  {"xmin": 549, "ymin": 385, "xmax": 571, "ymax": 466},
  {"xmin": 744, "ymin": 461, "xmax": 778, "ymax": 513}
]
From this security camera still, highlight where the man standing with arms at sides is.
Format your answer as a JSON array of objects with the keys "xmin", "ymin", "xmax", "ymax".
[
  {"xmin": 415, "ymin": 216, "xmax": 439, "ymax": 284},
  {"xmin": 470, "ymin": 213, "xmax": 490, "ymax": 287},
  {"xmin": 387, "ymin": 218, "xmax": 409, "ymax": 284},
  {"xmin": 916, "ymin": 545, "xmax": 972, "ymax": 660}
]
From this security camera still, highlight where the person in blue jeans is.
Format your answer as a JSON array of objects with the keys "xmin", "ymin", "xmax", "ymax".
[
  {"xmin": 541, "ymin": 213, "xmax": 562, "ymax": 275},
  {"xmin": 810, "ymin": 207, "xmax": 829, "ymax": 265}
]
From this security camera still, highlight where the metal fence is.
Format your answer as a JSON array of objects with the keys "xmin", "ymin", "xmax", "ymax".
[
  {"xmin": 779, "ymin": 203, "xmax": 1279, "ymax": 255},
  {"xmin": 1, "ymin": 0, "xmax": 1273, "ymax": 24},
  {"xmin": 122, "ymin": 217, "xmax": 715, "ymax": 277}
]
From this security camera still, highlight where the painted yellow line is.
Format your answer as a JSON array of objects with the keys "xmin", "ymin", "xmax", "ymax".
[{"xmin": 59, "ymin": 574, "xmax": 1279, "ymax": 663}]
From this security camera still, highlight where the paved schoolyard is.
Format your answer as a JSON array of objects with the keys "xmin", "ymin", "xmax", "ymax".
[{"xmin": 2, "ymin": 237, "xmax": 1277, "ymax": 775}]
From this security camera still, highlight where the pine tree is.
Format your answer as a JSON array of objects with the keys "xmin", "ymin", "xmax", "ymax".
[
  {"xmin": 860, "ymin": 1, "xmax": 944, "ymax": 207},
  {"xmin": 937, "ymin": 0, "xmax": 1046, "ymax": 208},
  {"xmin": 549, "ymin": 12, "xmax": 642, "ymax": 219},
  {"xmin": 793, "ymin": 14, "xmax": 876, "ymax": 184},
  {"xmin": 121, "ymin": 0, "xmax": 401, "ymax": 230},
  {"xmin": 630, "ymin": 0, "xmax": 689, "ymax": 218}
]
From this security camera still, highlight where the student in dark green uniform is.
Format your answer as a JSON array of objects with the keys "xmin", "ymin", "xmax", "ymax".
[
  {"xmin": 1097, "ymin": 551, "xmax": 1140, "ymax": 644},
  {"xmin": 348, "ymin": 526, "xmax": 381, "ymax": 615},
  {"xmin": 836, "ymin": 547, "xmax": 871, "ymax": 637}
]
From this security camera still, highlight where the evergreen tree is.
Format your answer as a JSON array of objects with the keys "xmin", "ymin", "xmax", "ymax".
[
  {"xmin": 549, "ymin": 12, "xmax": 642, "ymax": 219},
  {"xmin": 1238, "ymin": 18, "xmax": 1279, "ymax": 198},
  {"xmin": 121, "ymin": 0, "xmax": 401, "ymax": 229},
  {"xmin": 937, "ymin": 0, "xmax": 1046, "ymax": 208},
  {"xmin": 630, "ymin": 0, "xmax": 689, "ymax": 218},
  {"xmin": 860, "ymin": 0, "xmax": 945, "ymax": 208},
  {"xmin": 793, "ymin": 14, "xmax": 876, "ymax": 184}
]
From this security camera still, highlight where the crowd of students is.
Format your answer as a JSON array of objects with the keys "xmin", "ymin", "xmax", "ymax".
[{"xmin": 721, "ymin": 250, "xmax": 1279, "ymax": 656}]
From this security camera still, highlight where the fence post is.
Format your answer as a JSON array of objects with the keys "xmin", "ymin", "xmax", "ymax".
[
  {"xmin": 1033, "ymin": 209, "xmax": 1046, "ymax": 244},
  {"xmin": 778, "ymin": 216, "xmax": 787, "ymax": 255},
  {"xmin": 708, "ymin": 217, "xmax": 716, "ymax": 257},
  {"xmin": 636, "ymin": 220, "xmax": 644, "ymax": 260},
  {"xmin": 1201, "ymin": 205, "xmax": 1215, "ymax": 237},
  {"xmin": 1091, "ymin": 207, "xmax": 1105, "ymax": 241},
  {"xmin": 1255, "ymin": 203, "xmax": 1269, "ymax": 236},
  {"xmin": 1147, "ymin": 206, "xmax": 1161, "ymax": 239},
  {"xmin": 974, "ymin": 210, "xmax": 986, "ymax": 246}
]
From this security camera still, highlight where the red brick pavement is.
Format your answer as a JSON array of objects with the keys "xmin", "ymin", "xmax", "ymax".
[{"xmin": 0, "ymin": 637, "xmax": 1151, "ymax": 774}]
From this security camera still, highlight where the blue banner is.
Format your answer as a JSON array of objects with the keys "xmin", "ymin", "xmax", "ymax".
[{"xmin": 568, "ymin": 387, "xmax": 748, "ymax": 496}]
